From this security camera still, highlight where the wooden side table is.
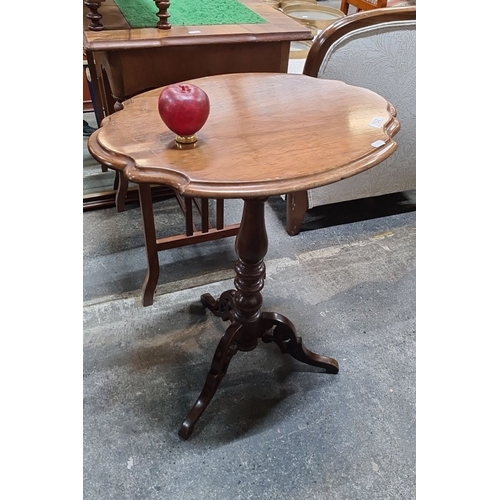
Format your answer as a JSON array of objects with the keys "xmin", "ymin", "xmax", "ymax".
[{"xmin": 88, "ymin": 73, "xmax": 400, "ymax": 439}]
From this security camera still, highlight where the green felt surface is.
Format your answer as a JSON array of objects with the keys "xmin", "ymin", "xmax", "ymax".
[{"xmin": 114, "ymin": 0, "xmax": 267, "ymax": 28}]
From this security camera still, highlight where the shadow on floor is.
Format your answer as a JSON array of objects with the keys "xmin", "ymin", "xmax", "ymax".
[{"xmin": 267, "ymin": 191, "xmax": 416, "ymax": 233}]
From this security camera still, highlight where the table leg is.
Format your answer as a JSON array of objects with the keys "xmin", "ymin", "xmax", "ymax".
[
  {"xmin": 115, "ymin": 172, "xmax": 129, "ymax": 213},
  {"xmin": 260, "ymin": 312, "xmax": 339, "ymax": 373},
  {"xmin": 178, "ymin": 323, "xmax": 242, "ymax": 440},
  {"xmin": 138, "ymin": 184, "xmax": 160, "ymax": 307},
  {"xmin": 179, "ymin": 198, "xmax": 338, "ymax": 439}
]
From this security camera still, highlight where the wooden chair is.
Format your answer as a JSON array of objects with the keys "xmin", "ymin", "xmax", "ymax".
[
  {"xmin": 286, "ymin": 6, "xmax": 416, "ymax": 236},
  {"xmin": 340, "ymin": 0, "xmax": 387, "ymax": 15}
]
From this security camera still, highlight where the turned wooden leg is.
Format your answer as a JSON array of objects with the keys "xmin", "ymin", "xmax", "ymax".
[
  {"xmin": 155, "ymin": 1, "xmax": 172, "ymax": 29},
  {"xmin": 180, "ymin": 199, "xmax": 268, "ymax": 437},
  {"xmin": 179, "ymin": 323, "xmax": 242, "ymax": 439},
  {"xmin": 231, "ymin": 198, "xmax": 269, "ymax": 351},
  {"xmin": 200, "ymin": 198, "xmax": 268, "ymax": 340},
  {"xmin": 138, "ymin": 184, "xmax": 160, "ymax": 307},
  {"xmin": 286, "ymin": 190, "xmax": 309, "ymax": 236},
  {"xmin": 84, "ymin": 0, "xmax": 104, "ymax": 31},
  {"xmin": 261, "ymin": 312, "xmax": 339, "ymax": 373}
]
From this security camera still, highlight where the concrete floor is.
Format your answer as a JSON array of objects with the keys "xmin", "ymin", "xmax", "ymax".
[
  {"xmin": 84, "ymin": 134, "xmax": 416, "ymax": 500},
  {"xmin": 83, "ymin": 2, "xmax": 416, "ymax": 496}
]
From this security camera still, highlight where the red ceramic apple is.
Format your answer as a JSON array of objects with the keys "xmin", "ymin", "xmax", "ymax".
[{"xmin": 158, "ymin": 83, "xmax": 210, "ymax": 145}]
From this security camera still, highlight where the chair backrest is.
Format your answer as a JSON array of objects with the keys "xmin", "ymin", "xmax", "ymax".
[
  {"xmin": 303, "ymin": 6, "xmax": 416, "ymax": 199},
  {"xmin": 340, "ymin": 0, "xmax": 387, "ymax": 15}
]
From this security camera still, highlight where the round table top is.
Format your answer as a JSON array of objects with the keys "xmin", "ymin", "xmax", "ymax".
[{"xmin": 88, "ymin": 73, "xmax": 399, "ymax": 198}]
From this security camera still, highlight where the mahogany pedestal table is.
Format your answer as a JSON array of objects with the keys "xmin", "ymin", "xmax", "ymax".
[{"xmin": 88, "ymin": 72, "xmax": 400, "ymax": 439}]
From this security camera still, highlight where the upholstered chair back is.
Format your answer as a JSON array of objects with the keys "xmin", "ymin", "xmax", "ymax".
[{"xmin": 305, "ymin": 8, "xmax": 416, "ymax": 210}]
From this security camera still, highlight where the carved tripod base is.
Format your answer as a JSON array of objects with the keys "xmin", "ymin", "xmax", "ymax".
[
  {"xmin": 178, "ymin": 198, "xmax": 339, "ymax": 440},
  {"xmin": 178, "ymin": 292, "xmax": 338, "ymax": 439}
]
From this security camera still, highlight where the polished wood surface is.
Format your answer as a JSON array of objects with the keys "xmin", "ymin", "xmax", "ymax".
[
  {"xmin": 88, "ymin": 72, "xmax": 400, "ymax": 439},
  {"xmin": 89, "ymin": 73, "xmax": 399, "ymax": 199}
]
